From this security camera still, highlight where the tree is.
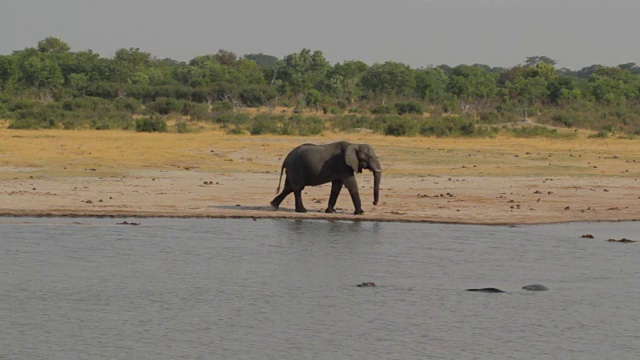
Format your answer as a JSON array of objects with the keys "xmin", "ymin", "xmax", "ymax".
[
  {"xmin": 548, "ymin": 76, "xmax": 581, "ymax": 105},
  {"xmin": 415, "ymin": 67, "xmax": 448, "ymax": 103},
  {"xmin": 447, "ymin": 65, "xmax": 497, "ymax": 114},
  {"xmin": 588, "ymin": 67, "xmax": 640, "ymax": 104},
  {"xmin": 0, "ymin": 55, "xmax": 17, "ymax": 90},
  {"xmin": 305, "ymin": 89, "xmax": 323, "ymax": 112},
  {"xmin": 277, "ymin": 49, "xmax": 330, "ymax": 96},
  {"xmin": 111, "ymin": 48, "xmax": 152, "ymax": 90},
  {"xmin": 328, "ymin": 60, "xmax": 368, "ymax": 104},
  {"xmin": 524, "ymin": 56, "xmax": 557, "ymax": 67},
  {"xmin": 14, "ymin": 48, "xmax": 64, "ymax": 90},
  {"xmin": 37, "ymin": 37, "xmax": 70, "ymax": 54},
  {"xmin": 360, "ymin": 61, "xmax": 416, "ymax": 101},
  {"xmin": 243, "ymin": 53, "xmax": 279, "ymax": 68},
  {"xmin": 213, "ymin": 49, "xmax": 238, "ymax": 67}
]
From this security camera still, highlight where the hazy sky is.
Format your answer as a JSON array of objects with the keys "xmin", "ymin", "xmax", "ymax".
[{"xmin": 2, "ymin": 0, "xmax": 639, "ymax": 70}]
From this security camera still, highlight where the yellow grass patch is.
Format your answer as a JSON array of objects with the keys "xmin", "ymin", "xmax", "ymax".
[{"xmin": 0, "ymin": 129, "xmax": 638, "ymax": 180}]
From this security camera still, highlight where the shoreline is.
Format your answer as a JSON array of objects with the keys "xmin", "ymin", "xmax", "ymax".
[{"xmin": 0, "ymin": 211, "xmax": 638, "ymax": 226}]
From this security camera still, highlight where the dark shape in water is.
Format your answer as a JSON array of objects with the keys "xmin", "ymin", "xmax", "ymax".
[
  {"xmin": 466, "ymin": 288, "xmax": 505, "ymax": 293},
  {"xmin": 357, "ymin": 282, "xmax": 376, "ymax": 287},
  {"xmin": 117, "ymin": 221, "xmax": 140, "ymax": 226},
  {"xmin": 522, "ymin": 284, "xmax": 549, "ymax": 291},
  {"xmin": 607, "ymin": 238, "xmax": 637, "ymax": 243}
]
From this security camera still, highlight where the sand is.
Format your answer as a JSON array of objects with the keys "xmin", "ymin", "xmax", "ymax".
[{"xmin": 0, "ymin": 128, "xmax": 638, "ymax": 224}]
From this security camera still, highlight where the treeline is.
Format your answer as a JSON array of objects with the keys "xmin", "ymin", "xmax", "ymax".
[{"xmin": 0, "ymin": 37, "xmax": 639, "ymax": 137}]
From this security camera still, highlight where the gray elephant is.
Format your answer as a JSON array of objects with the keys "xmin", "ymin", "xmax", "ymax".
[{"xmin": 270, "ymin": 141, "xmax": 382, "ymax": 215}]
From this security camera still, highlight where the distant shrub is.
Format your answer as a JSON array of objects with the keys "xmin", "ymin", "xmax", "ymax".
[
  {"xmin": 181, "ymin": 101, "xmax": 209, "ymax": 120},
  {"xmin": 382, "ymin": 116, "xmax": 419, "ymax": 136},
  {"xmin": 175, "ymin": 121, "xmax": 192, "ymax": 133},
  {"xmin": 418, "ymin": 117, "xmax": 496, "ymax": 138},
  {"xmin": 215, "ymin": 112, "xmax": 250, "ymax": 126},
  {"xmin": 371, "ymin": 104, "xmax": 394, "ymax": 115},
  {"xmin": 395, "ymin": 101, "xmax": 424, "ymax": 115},
  {"xmin": 113, "ymin": 97, "xmax": 142, "ymax": 114},
  {"xmin": 213, "ymin": 101, "xmax": 234, "ymax": 112},
  {"xmin": 477, "ymin": 111, "xmax": 509, "ymax": 124},
  {"xmin": 136, "ymin": 116, "xmax": 167, "ymax": 132},
  {"xmin": 249, "ymin": 114, "xmax": 281, "ymax": 135},
  {"xmin": 238, "ymin": 84, "xmax": 277, "ymax": 107},
  {"xmin": 8, "ymin": 103, "xmax": 62, "ymax": 129},
  {"xmin": 330, "ymin": 114, "xmax": 375, "ymax": 132},
  {"xmin": 508, "ymin": 126, "xmax": 576, "ymax": 139},
  {"xmin": 226, "ymin": 125, "xmax": 245, "ymax": 135},
  {"xmin": 587, "ymin": 130, "xmax": 610, "ymax": 138},
  {"xmin": 147, "ymin": 97, "xmax": 183, "ymax": 115},
  {"xmin": 323, "ymin": 106, "xmax": 342, "ymax": 115},
  {"xmin": 286, "ymin": 114, "xmax": 325, "ymax": 136},
  {"xmin": 550, "ymin": 112, "xmax": 575, "ymax": 128}
]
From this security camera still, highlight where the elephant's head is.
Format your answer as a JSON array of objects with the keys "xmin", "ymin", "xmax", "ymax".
[{"xmin": 345, "ymin": 144, "xmax": 382, "ymax": 205}]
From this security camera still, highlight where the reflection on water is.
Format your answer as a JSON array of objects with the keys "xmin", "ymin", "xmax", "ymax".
[{"xmin": 0, "ymin": 218, "xmax": 638, "ymax": 360}]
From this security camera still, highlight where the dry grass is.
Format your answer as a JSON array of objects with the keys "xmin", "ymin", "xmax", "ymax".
[
  {"xmin": 1, "ymin": 129, "xmax": 638, "ymax": 180},
  {"xmin": 0, "ymin": 128, "xmax": 637, "ymax": 224}
]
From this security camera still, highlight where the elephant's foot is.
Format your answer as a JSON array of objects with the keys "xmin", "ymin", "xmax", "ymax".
[
  {"xmin": 270, "ymin": 200, "xmax": 279, "ymax": 211},
  {"xmin": 295, "ymin": 207, "xmax": 308, "ymax": 213},
  {"xmin": 325, "ymin": 208, "xmax": 336, "ymax": 213},
  {"xmin": 354, "ymin": 209, "xmax": 364, "ymax": 215}
]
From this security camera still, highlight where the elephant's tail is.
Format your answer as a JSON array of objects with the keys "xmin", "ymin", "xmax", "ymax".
[{"xmin": 275, "ymin": 165, "xmax": 285, "ymax": 193}]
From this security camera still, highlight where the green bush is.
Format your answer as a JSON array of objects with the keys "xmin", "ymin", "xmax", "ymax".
[
  {"xmin": 508, "ymin": 126, "xmax": 576, "ymax": 139},
  {"xmin": 587, "ymin": 130, "xmax": 610, "ymax": 138},
  {"xmin": 418, "ymin": 117, "xmax": 490, "ymax": 137},
  {"xmin": 371, "ymin": 104, "xmax": 394, "ymax": 115},
  {"xmin": 286, "ymin": 114, "xmax": 325, "ymax": 136},
  {"xmin": 226, "ymin": 125, "xmax": 245, "ymax": 135},
  {"xmin": 113, "ymin": 97, "xmax": 142, "ymax": 114},
  {"xmin": 249, "ymin": 114, "xmax": 281, "ymax": 135},
  {"xmin": 382, "ymin": 116, "xmax": 419, "ymax": 136},
  {"xmin": 395, "ymin": 101, "xmax": 424, "ymax": 115},
  {"xmin": 215, "ymin": 112, "xmax": 250, "ymax": 126},
  {"xmin": 135, "ymin": 116, "xmax": 167, "ymax": 132},
  {"xmin": 175, "ymin": 121, "xmax": 192, "ymax": 133},
  {"xmin": 213, "ymin": 101, "xmax": 234, "ymax": 112},
  {"xmin": 477, "ymin": 110, "xmax": 511, "ymax": 124},
  {"xmin": 147, "ymin": 97, "xmax": 183, "ymax": 115},
  {"xmin": 331, "ymin": 114, "xmax": 375, "ymax": 132},
  {"xmin": 181, "ymin": 101, "xmax": 210, "ymax": 120}
]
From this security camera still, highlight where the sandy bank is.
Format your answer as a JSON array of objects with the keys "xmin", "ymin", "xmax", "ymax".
[{"xmin": 0, "ymin": 129, "xmax": 638, "ymax": 224}]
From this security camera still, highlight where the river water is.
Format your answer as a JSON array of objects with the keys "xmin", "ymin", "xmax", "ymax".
[{"xmin": 0, "ymin": 217, "xmax": 638, "ymax": 359}]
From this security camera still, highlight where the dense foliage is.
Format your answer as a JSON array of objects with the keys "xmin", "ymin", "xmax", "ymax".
[{"xmin": 1, "ymin": 37, "xmax": 639, "ymax": 137}]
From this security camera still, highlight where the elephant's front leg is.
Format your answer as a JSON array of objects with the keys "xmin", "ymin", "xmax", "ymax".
[
  {"xmin": 343, "ymin": 176, "xmax": 363, "ymax": 215},
  {"xmin": 325, "ymin": 180, "xmax": 343, "ymax": 213}
]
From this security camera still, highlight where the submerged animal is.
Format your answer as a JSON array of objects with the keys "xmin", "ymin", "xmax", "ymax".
[
  {"xmin": 357, "ymin": 282, "xmax": 376, "ymax": 287},
  {"xmin": 521, "ymin": 284, "xmax": 549, "ymax": 291},
  {"xmin": 467, "ymin": 284, "xmax": 550, "ymax": 293},
  {"xmin": 466, "ymin": 288, "xmax": 505, "ymax": 293}
]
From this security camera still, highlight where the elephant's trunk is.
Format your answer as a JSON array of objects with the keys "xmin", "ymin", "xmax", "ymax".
[{"xmin": 372, "ymin": 169, "xmax": 381, "ymax": 205}]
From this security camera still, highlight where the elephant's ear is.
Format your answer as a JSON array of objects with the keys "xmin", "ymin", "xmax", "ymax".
[{"xmin": 345, "ymin": 145, "xmax": 359, "ymax": 173}]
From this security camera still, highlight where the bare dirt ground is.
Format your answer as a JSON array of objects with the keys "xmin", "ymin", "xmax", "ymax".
[{"xmin": 0, "ymin": 128, "xmax": 638, "ymax": 224}]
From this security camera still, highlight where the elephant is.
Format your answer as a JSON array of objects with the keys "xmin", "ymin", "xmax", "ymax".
[{"xmin": 270, "ymin": 141, "xmax": 382, "ymax": 215}]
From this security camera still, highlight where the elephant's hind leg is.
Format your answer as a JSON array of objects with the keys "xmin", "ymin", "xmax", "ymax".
[
  {"xmin": 271, "ymin": 181, "xmax": 293, "ymax": 210},
  {"xmin": 325, "ymin": 180, "xmax": 343, "ymax": 213}
]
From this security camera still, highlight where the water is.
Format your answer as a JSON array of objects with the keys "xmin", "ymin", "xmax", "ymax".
[{"xmin": 0, "ymin": 217, "xmax": 638, "ymax": 360}]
